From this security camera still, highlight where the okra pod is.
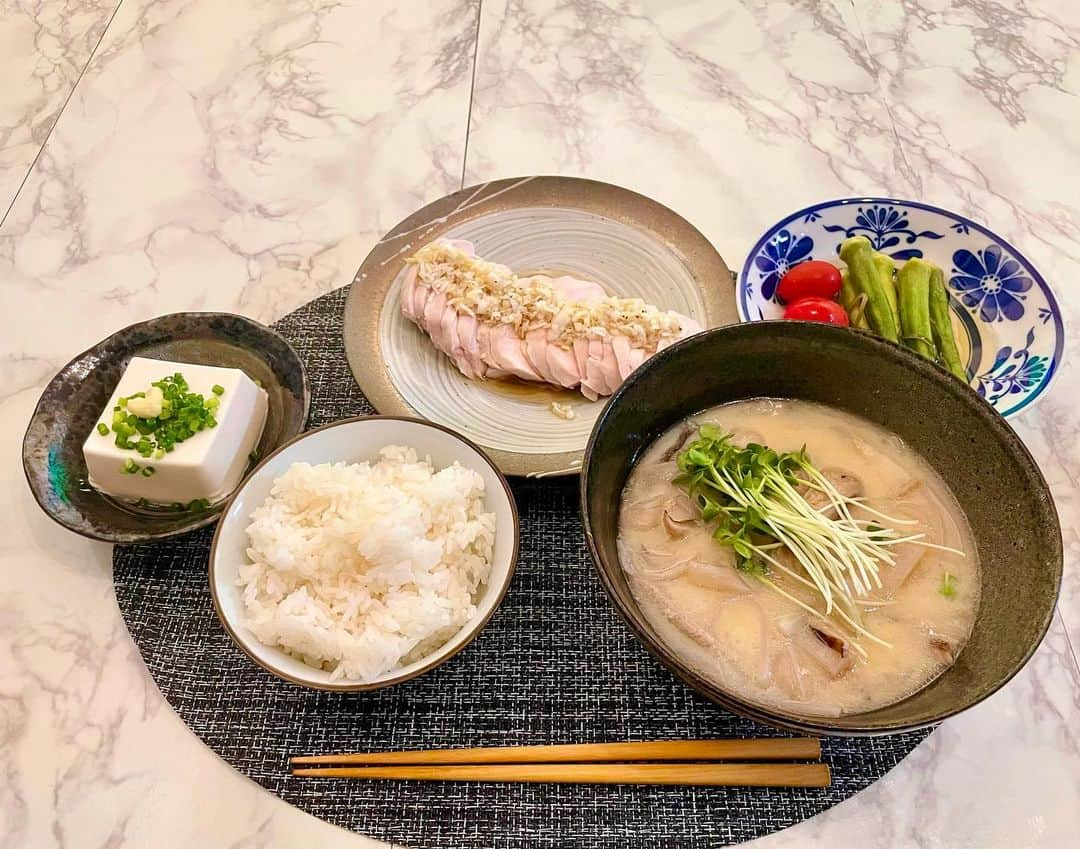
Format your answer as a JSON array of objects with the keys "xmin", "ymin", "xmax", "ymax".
[
  {"xmin": 929, "ymin": 267, "xmax": 967, "ymax": 381},
  {"xmin": 872, "ymin": 253, "xmax": 900, "ymax": 328},
  {"xmin": 897, "ymin": 258, "xmax": 936, "ymax": 360},
  {"xmin": 839, "ymin": 269, "xmax": 870, "ymax": 329},
  {"xmin": 839, "ymin": 237, "xmax": 899, "ymax": 341}
]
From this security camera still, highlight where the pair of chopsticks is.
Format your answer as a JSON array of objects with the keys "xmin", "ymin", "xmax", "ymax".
[{"xmin": 291, "ymin": 739, "xmax": 829, "ymax": 787}]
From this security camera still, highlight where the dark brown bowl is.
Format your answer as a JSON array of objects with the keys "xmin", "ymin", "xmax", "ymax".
[
  {"xmin": 580, "ymin": 322, "xmax": 1062, "ymax": 736},
  {"xmin": 22, "ymin": 313, "xmax": 310, "ymax": 544}
]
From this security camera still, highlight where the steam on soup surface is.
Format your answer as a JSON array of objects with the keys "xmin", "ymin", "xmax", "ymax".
[{"xmin": 618, "ymin": 399, "xmax": 980, "ymax": 717}]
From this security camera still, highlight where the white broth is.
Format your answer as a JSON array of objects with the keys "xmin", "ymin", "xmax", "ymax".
[{"xmin": 618, "ymin": 399, "xmax": 980, "ymax": 717}]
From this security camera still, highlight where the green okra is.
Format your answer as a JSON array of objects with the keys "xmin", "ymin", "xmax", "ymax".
[
  {"xmin": 897, "ymin": 258, "xmax": 937, "ymax": 360},
  {"xmin": 872, "ymin": 253, "xmax": 900, "ymax": 328},
  {"xmin": 839, "ymin": 237, "xmax": 898, "ymax": 341},
  {"xmin": 929, "ymin": 266, "xmax": 967, "ymax": 381},
  {"xmin": 839, "ymin": 268, "xmax": 870, "ymax": 329}
]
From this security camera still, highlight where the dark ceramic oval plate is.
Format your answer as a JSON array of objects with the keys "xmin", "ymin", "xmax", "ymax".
[
  {"xmin": 581, "ymin": 321, "xmax": 1062, "ymax": 735},
  {"xmin": 22, "ymin": 313, "xmax": 310, "ymax": 544}
]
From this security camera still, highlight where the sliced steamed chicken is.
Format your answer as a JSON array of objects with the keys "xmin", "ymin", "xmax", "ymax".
[{"xmin": 401, "ymin": 239, "xmax": 702, "ymax": 400}]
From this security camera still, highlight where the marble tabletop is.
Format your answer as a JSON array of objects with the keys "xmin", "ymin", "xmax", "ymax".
[{"xmin": 2, "ymin": 1, "xmax": 1078, "ymax": 847}]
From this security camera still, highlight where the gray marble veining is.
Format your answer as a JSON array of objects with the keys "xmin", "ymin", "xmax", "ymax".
[{"xmin": 0, "ymin": 0, "xmax": 120, "ymax": 217}]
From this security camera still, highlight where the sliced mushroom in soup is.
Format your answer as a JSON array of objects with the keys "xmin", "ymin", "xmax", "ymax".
[{"xmin": 617, "ymin": 398, "xmax": 980, "ymax": 717}]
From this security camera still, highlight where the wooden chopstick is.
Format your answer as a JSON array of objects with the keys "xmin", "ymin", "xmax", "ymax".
[
  {"xmin": 290, "ymin": 738, "xmax": 820, "ymax": 766},
  {"xmin": 291, "ymin": 762, "xmax": 831, "ymax": 787}
]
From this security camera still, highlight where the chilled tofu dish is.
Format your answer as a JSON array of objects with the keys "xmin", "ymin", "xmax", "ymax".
[
  {"xmin": 82, "ymin": 357, "xmax": 268, "ymax": 508},
  {"xmin": 401, "ymin": 239, "xmax": 701, "ymax": 401}
]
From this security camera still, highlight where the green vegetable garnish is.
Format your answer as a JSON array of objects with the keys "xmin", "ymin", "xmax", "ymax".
[
  {"xmin": 187, "ymin": 498, "xmax": 210, "ymax": 511},
  {"xmin": 929, "ymin": 268, "xmax": 967, "ymax": 382},
  {"xmin": 840, "ymin": 237, "xmax": 899, "ymax": 342},
  {"xmin": 141, "ymin": 466, "xmax": 156, "ymax": 477},
  {"xmin": 105, "ymin": 373, "xmax": 222, "ymax": 458},
  {"xmin": 676, "ymin": 428, "xmax": 963, "ymax": 654},
  {"xmin": 121, "ymin": 458, "xmax": 140, "ymax": 474},
  {"xmin": 865, "ymin": 523, "xmax": 889, "ymax": 542},
  {"xmin": 97, "ymin": 423, "xmax": 109, "ymax": 436},
  {"xmin": 939, "ymin": 571, "xmax": 958, "ymax": 598},
  {"xmin": 212, "ymin": 384, "xmax": 225, "ymax": 395},
  {"xmin": 838, "ymin": 269, "xmax": 869, "ymax": 330},
  {"xmin": 897, "ymin": 258, "xmax": 937, "ymax": 360},
  {"xmin": 872, "ymin": 253, "xmax": 900, "ymax": 329}
]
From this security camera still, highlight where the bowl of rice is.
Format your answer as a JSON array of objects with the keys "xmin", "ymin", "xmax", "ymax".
[{"xmin": 209, "ymin": 416, "xmax": 519, "ymax": 690}]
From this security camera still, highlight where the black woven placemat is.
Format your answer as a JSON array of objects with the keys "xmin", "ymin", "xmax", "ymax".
[{"xmin": 114, "ymin": 286, "xmax": 930, "ymax": 848}]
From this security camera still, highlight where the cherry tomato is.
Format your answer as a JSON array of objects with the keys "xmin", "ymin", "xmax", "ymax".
[
  {"xmin": 777, "ymin": 260, "xmax": 842, "ymax": 303},
  {"xmin": 783, "ymin": 296, "xmax": 850, "ymax": 326}
]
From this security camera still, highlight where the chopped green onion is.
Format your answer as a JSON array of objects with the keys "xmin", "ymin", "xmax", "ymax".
[
  {"xmin": 140, "ymin": 466, "xmax": 155, "ymax": 477},
  {"xmin": 97, "ymin": 423, "xmax": 109, "ymax": 436},
  {"xmin": 121, "ymin": 458, "xmax": 139, "ymax": 474},
  {"xmin": 939, "ymin": 572, "xmax": 957, "ymax": 598},
  {"xmin": 187, "ymin": 498, "xmax": 210, "ymax": 511},
  {"xmin": 212, "ymin": 384, "xmax": 224, "ymax": 395},
  {"xmin": 104, "ymin": 372, "xmax": 226, "ymax": 459}
]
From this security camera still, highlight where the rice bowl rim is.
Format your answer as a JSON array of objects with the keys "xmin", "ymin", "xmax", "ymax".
[{"xmin": 208, "ymin": 414, "xmax": 520, "ymax": 692}]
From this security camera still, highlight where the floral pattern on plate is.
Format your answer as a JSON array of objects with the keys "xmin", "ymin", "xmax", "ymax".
[
  {"xmin": 738, "ymin": 198, "xmax": 1064, "ymax": 418},
  {"xmin": 821, "ymin": 203, "xmax": 944, "ymax": 260},
  {"xmin": 950, "ymin": 244, "xmax": 1033, "ymax": 323},
  {"xmin": 752, "ymin": 229, "xmax": 813, "ymax": 300}
]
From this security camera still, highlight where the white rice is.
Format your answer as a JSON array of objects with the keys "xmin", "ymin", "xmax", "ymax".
[{"xmin": 238, "ymin": 445, "xmax": 496, "ymax": 681}]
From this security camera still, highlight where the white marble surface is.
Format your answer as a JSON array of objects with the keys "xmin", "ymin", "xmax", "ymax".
[
  {"xmin": 2, "ymin": 1, "xmax": 1078, "ymax": 847},
  {"xmin": 0, "ymin": 0, "xmax": 119, "ymax": 213}
]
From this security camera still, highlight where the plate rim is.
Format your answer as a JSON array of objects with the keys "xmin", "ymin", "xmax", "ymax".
[
  {"xmin": 736, "ymin": 196, "xmax": 1065, "ymax": 418},
  {"xmin": 343, "ymin": 175, "xmax": 735, "ymax": 476},
  {"xmin": 21, "ymin": 311, "xmax": 311, "ymax": 544}
]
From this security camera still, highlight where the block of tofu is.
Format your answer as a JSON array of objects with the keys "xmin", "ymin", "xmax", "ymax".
[{"xmin": 82, "ymin": 357, "xmax": 268, "ymax": 505}]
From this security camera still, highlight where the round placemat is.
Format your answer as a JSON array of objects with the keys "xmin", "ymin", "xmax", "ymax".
[{"xmin": 114, "ymin": 286, "xmax": 931, "ymax": 849}]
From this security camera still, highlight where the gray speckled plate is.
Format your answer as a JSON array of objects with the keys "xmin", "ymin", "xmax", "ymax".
[
  {"xmin": 22, "ymin": 313, "xmax": 310, "ymax": 544},
  {"xmin": 343, "ymin": 176, "xmax": 737, "ymax": 478}
]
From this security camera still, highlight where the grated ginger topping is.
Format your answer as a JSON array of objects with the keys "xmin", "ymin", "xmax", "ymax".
[
  {"xmin": 550, "ymin": 401, "xmax": 575, "ymax": 420},
  {"xmin": 408, "ymin": 241, "xmax": 688, "ymax": 350}
]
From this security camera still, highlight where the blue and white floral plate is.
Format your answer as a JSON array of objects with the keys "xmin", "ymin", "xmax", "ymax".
[{"xmin": 738, "ymin": 198, "xmax": 1064, "ymax": 418}]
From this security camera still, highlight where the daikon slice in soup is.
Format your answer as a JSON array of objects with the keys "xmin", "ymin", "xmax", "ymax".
[{"xmin": 617, "ymin": 399, "xmax": 980, "ymax": 717}]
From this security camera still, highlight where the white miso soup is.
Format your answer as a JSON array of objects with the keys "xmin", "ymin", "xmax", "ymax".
[{"xmin": 618, "ymin": 399, "xmax": 980, "ymax": 717}]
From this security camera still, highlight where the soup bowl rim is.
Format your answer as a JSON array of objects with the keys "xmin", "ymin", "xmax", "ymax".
[{"xmin": 579, "ymin": 321, "xmax": 1063, "ymax": 736}]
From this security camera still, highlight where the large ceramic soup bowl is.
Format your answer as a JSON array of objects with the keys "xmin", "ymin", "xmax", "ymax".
[{"xmin": 581, "ymin": 322, "xmax": 1061, "ymax": 736}]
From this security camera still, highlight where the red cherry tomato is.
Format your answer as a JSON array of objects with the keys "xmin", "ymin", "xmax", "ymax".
[
  {"xmin": 777, "ymin": 260, "xmax": 842, "ymax": 303},
  {"xmin": 783, "ymin": 296, "xmax": 850, "ymax": 326}
]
